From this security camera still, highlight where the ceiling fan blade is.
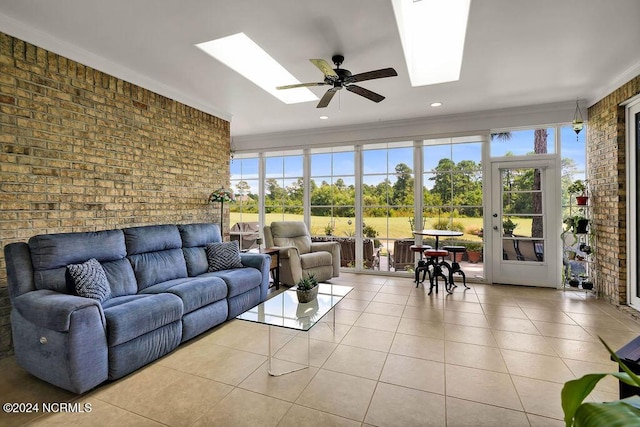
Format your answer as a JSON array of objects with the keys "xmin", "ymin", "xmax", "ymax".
[
  {"xmin": 346, "ymin": 85, "xmax": 385, "ymax": 103},
  {"xmin": 317, "ymin": 88, "xmax": 338, "ymax": 108},
  {"xmin": 276, "ymin": 82, "xmax": 326, "ymax": 90},
  {"xmin": 310, "ymin": 59, "xmax": 338, "ymax": 78},
  {"xmin": 348, "ymin": 68, "xmax": 398, "ymax": 83}
]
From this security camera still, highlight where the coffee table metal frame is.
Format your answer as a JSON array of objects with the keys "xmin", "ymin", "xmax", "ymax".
[{"xmin": 236, "ymin": 283, "xmax": 352, "ymax": 376}]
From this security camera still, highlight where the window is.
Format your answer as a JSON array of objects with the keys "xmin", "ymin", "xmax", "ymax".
[
  {"xmin": 230, "ymin": 154, "xmax": 260, "ymax": 224},
  {"xmin": 491, "ymin": 128, "xmax": 556, "ymax": 157},
  {"xmin": 309, "ymin": 146, "xmax": 355, "ymax": 236},
  {"xmin": 560, "ymin": 125, "xmax": 587, "ymax": 216},
  {"xmin": 231, "ymin": 122, "xmax": 586, "ymax": 281},
  {"xmin": 362, "ymin": 142, "xmax": 414, "ymax": 272},
  {"xmin": 423, "ymin": 137, "xmax": 484, "ymax": 276},
  {"xmin": 264, "ymin": 151, "xmax": 304, "ymax": 221}
]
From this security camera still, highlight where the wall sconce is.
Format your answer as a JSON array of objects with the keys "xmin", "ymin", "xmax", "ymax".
[{"xmin": 572, "ymin": 99, "xmax": 584, "ymax": 137}]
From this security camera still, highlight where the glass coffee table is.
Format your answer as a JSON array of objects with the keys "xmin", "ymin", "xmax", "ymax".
[{"xmin": 236, "ymin": 283, "xmax": 352, "ymax": 376}]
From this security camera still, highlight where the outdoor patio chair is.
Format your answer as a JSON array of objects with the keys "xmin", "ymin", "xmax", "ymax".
[{"xmin": 230, "ymin": 221, "xmax": 260, "ymax": 251}]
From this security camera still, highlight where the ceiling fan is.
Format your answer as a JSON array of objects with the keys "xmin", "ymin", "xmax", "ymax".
[{"xmin": 276, "ymin": 55, "xmax": 398, "ymax": 108}]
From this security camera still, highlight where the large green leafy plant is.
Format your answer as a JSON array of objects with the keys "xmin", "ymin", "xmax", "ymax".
[{"xmin": 561, "ymin": 337, "xmax": 640, "ymax": 426}]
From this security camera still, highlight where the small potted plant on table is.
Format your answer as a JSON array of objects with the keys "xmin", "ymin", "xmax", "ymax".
[{"xmin": 295, "ymin": 273, "xmax": 319, "ymax": 303}]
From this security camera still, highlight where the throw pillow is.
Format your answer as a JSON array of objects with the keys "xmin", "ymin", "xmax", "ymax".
[
  {"xmin": 206, "ymin": 241, "xmax": 243, "ymax": 272},
  {"xmin": 66, "ymin": 258, "xmax": 111, "ymax": 303}
]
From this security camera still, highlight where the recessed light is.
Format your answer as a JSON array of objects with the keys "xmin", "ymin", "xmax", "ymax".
[
  {"xmin": 320, "ymin": 116, "xmax": 329, "ymax": 120},
  {"xmin": 430, "ymin": 102, "xmax": 443, "ymax": 107},
  {"xmin": 392, "ymin": 0, "xmax": 470, "ymax": 87},
  {"xmin": 196, "ymin": 33, "xmax": 318, "ymax": 104}
]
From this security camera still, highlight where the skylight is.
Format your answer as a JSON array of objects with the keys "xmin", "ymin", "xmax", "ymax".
[
  {"xmin": 196, "ymin": 33, "xmax": 318, "ymax": 104},
  {"xmin": 391, "ymin": 0, "xmax": 471, "ymax": 87}
]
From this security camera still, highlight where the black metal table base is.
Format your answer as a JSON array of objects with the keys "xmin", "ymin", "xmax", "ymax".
[{"xmin": 415, "ymin": 257, "xmax": 453, "ymax": 295}]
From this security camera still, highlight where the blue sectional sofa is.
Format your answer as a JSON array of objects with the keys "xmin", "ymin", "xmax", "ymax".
[{"xmin": 3, "ymin": 223, "xmax": 270, "ymax": 393}]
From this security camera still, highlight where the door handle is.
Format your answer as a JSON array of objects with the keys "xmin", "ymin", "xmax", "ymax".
[{"xmin": 493, "ymin": 226, "xmax": 498, "ymax": 230}]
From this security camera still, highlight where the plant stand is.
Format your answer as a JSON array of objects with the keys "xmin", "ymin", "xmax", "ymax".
[{"xmin": 562, "ymin": 195, "xmax": 597, "ymax": 294}]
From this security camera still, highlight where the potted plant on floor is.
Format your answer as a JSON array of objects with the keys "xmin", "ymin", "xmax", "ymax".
[
  {"xmin": 465, "ymin": 242, "xmax": 483, "ymax": 263},
  {"xmin": 562, "ymin": 337, "xmax": 640, "ymax": 426},
  {"xmin": 295, "ymin": 273, "xmax": 319, "ymax": 303}
]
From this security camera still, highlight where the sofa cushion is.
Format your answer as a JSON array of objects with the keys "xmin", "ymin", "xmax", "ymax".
[
  {"xmin": 206, "ymin": 241, "xmax": 243, "ymax": 272},
  {"xmin": 128, "ymin": 249, "xmax": 188, "ymax": 291},
  {"xmin": 179, "ymin": 223, "xmax": 223, "ymax": 277},
  {"xmin": 140, "ymin": 276, "xmax": 228, "ymax": 314},
  {"xmin": 123, "ymin": 224, "xmax": 182, "ymax": 255},
  {"xmin": 300, "ymin": 251, "xmax": 333, "ymax": 269},
  {"xmin": 29, "ymin": 229, "xmax": 126, "ymax": 270},
  {"xmin": 101, "ymin": 258, "xmax": 138, "ymax": 297},
  {"xmin": 178, "ymin": 223, "xmax": 221, "ymax": 247},
  {"xmin": 66, "ymin": 258, "xmax": 111, "ymax": 303},
  {"xmin": 102, "ymin": 293, "xmax": 183, "ymax": 347},
  {"xmin": 182, "ymin": 247, "xmax": 208, "ymax": 277},
  {"xmin": 29, "ymin": 229, "xmax": 127, "ymax": 292},
  {"xmin": 204, "ymin": 267, "xmax": 262, "ymax": 298}
]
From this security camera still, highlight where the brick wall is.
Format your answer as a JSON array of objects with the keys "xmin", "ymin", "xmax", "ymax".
[
  {"xmin": 587, "ymin": 75, "xmax": 640, "ymax": 306},
  {"xmin": 0, "ymin": 32, "xmax": 231, "ymax": 357}
]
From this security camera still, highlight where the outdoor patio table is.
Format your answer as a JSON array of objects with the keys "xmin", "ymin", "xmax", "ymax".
[
  {"xmin": 412, "ymin": 230, "xmax": 464, "ymax": 293},
  {"xmin": 412, "ymin": 229, "xmax": 464, "ymax": 249}
]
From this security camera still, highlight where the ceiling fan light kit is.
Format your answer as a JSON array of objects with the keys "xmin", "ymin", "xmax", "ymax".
[{"xmin": 277, "ymin": 55, "xmax": 397, "ymax": 108}]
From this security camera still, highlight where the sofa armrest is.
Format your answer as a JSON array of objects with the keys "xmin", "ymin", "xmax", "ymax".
[
  {"xmin": 239, "ymin": 252, "xmax": 269, "ymax": 270},
  {"xmin": 239, "ymin": 253, "xmax": 271, "ymax": 301},
  {"xmin": 311, "ymin": 241, "xmax": 340, "ymax": 277},
  {"xmin": 13, "ymin": 289, "xmax": 105, "ymax": 332},
  {"xmin": 11, "ymin": 289, "xmax": 109, "ymax": 393}
]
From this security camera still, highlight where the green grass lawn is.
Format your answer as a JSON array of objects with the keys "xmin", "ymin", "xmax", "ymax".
[{"xmin": 229, "ymin": 213, "xmax": 538, "ymax": 242}]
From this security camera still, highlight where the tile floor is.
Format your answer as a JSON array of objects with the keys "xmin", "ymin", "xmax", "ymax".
[{"xmin": 2, "ymin": 273, "xmax": 640, "ymax": 426}]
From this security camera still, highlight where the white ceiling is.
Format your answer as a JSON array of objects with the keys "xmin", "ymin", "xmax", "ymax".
[{"xmin": 1, "ymin": 0, "xmax": 639, "ymax": 140}]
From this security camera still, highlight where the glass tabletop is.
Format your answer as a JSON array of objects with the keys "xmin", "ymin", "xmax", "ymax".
[{"xmin": 236, "ymin": 284, "xmax": 353, "ymax": 331}]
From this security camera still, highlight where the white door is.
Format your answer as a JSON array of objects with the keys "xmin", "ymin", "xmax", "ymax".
[{"xmin": 490, "ymin": 159, "xmax": 559, "ymax": 287}]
